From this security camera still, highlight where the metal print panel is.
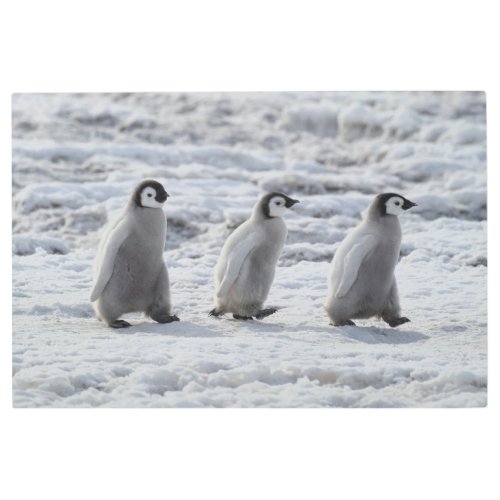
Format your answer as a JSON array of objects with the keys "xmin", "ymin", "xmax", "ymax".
[{"xmin": 12, "ymin": 92, "xmax": 487, "ymax": 407}]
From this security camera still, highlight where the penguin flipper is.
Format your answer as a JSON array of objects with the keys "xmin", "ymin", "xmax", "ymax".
[
  {"xmin": 217, "ymin": 234, "xmax": 256, "ymax": 298},
  {"xmin": 90, "ymin": 217, "xmax": 131, "ymax": 302},
  {"xmin": 335, "ymin": 234, "xmax": 377, "ymax": 298}
]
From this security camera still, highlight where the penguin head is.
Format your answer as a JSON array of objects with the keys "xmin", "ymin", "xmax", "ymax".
[
  {"xmin": 259, "ymin": 192, "xmax": 300, "ymax": 219},
  {"xmin": 133, "ymin": 180, "xmax": 169, "ymax": 208},
  {"xmin": 375, "ymin": 193, "xmax": 417, "ymax": 217}
]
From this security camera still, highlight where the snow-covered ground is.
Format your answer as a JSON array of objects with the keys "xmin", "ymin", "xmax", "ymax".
[{"xmin": 11, "ymin": 92, "xmax": 487, "ymax": 407}]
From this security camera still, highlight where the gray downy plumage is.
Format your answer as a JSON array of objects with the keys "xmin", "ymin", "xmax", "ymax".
[
  {"xmin": 210, "ymin": 192, "xmax": 299, "ymax": 320},
  {"xmin": 90, "ymin": 179, "xmax": 179, "ymax": 328},
  {"xmin": 325, "ymin": 193, "xmax": 417, "ymax": 327}
]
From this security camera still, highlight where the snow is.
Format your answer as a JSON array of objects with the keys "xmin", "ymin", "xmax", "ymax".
[
  {"xmin": 12, "ymin": 234, "xmax": 70, "ymax": 256},
  {"xmin": 12, "ymin": 91, "xmax": 487, "ymax": 407}
]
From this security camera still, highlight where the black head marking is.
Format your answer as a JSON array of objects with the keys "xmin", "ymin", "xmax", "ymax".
[
  {"xmin": 133, "ymin": 180, "xmax": 169, "ymax": 207},
  {"xmin": 259, "ymin": 192, "xmax": 300, "ymax": 218},
  {"xmin": 375, "ymin": 193, "xmax": 417, "ymax": 215}
]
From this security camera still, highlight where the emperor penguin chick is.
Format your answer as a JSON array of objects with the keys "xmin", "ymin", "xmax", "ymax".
[
  {"xmin": 90, "ymin": 180, "xmax": 179, "ymax": 328},
  {"xmin": 210, "ymin": 192, "xmax": 299, "ymax": 320},
  {"xmin": 325, "ymin": 193, "xmax": 417, "ymax": 327}
]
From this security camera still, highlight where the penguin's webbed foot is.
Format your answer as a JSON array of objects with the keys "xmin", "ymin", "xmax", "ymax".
[
  {"xmin": 233, "ymin": 314, "xmax": 253, "ymax": 320},
  {"xmin": 386, "ymin": 317, "xmax": 410, "ymax": 328},
  {"xmin": 255, "ymin": 308, "xmax": 278, "ymax": 320},
  {"xmin": 332, "ymin": 319, "xmax": 356, "ymax": 327},
  {"xmin": 209, "ymin": 308, "xmax": 223, "ymax": 317},
  {"xmin": 110, "ymin": 320, "xmax": 132, "ymax": 328},
  {"xmin": 155, "ymin": 314, "xmax": 180, "ymax": 324}
]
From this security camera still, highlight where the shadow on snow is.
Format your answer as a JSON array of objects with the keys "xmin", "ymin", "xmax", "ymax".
[
  {"xmin": 337, "ymin": 325, "xmax": 429, "ymax": 344},
  {"xmin": 117, "ymin": 320, "xmax": 221, "ymax": 338}
]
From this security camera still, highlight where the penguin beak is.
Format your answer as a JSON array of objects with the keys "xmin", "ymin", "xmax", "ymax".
[
  {"xmin": 403, "ymin": 199, "xmax": 417, "ymax": 210},
  {"xmin": 285, "ymin": 198, "xmax": 300, "ymax": 208},
  {"xmin": 157, "ymin": 191, "xmax": 169, "ymax": 203}
]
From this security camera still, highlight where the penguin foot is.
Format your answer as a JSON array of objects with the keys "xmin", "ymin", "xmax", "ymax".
[
  {"xmin": 332, "ymin": 319, "xmax": 356, "ymax": 326},
  {"xmin": 386, "ymin": 317, "xmax": 410, "ymax": 328},
  {"xmin": 255, "ymin": 308, "xmax": 278, "ymax": 319},
  {"xmin": 110, "ymin": 320, "xmax": 131, "ymax": 328},
  {"xmin": 233, "ymin": 314, "xmax": 253, "ymax": 320},
  {"xmin": 153, "ymin": 314, "xmax": 180, "ymax": 324},
  {"xmin": 209, "ymin": 308, "xmax": 223, "ymax": 317}
]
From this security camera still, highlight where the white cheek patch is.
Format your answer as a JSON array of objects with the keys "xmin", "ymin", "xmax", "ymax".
[
  {"xmin": 141, "ymin": 188, "xmax": 165, "ymax": 208},
  {"xmin": 268, "ymin": 197, "xmax": 288, "ymax": 217},
  {"xmin": 144, "ymin": 198, "xmax": 165, "ymax": 208},
  {"xmin": 385, "ymin": 197, "xmax": 405, "ymax": 216}
]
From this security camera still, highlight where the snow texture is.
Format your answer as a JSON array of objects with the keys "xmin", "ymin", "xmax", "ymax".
[{"xmin": 12, "ymin": 92, "xmax": 487, "ymax": 407}]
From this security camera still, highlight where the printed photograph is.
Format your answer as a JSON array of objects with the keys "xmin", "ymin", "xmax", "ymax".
[{"xmin": 12, "ymin": 91, "xmax": 487, "ymax": 407}]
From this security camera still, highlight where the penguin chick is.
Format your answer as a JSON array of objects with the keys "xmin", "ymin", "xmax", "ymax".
[
  {"xmin": 210, "ymin": 192, "xmax": 299, "ymax": 320},
  {"xmin": 90, "ymin": 179, "xmax": 179, "ymax": 328},
  {"xmin": 325, "ymin": 193, "xmax": 417, "ymax": 327}
]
